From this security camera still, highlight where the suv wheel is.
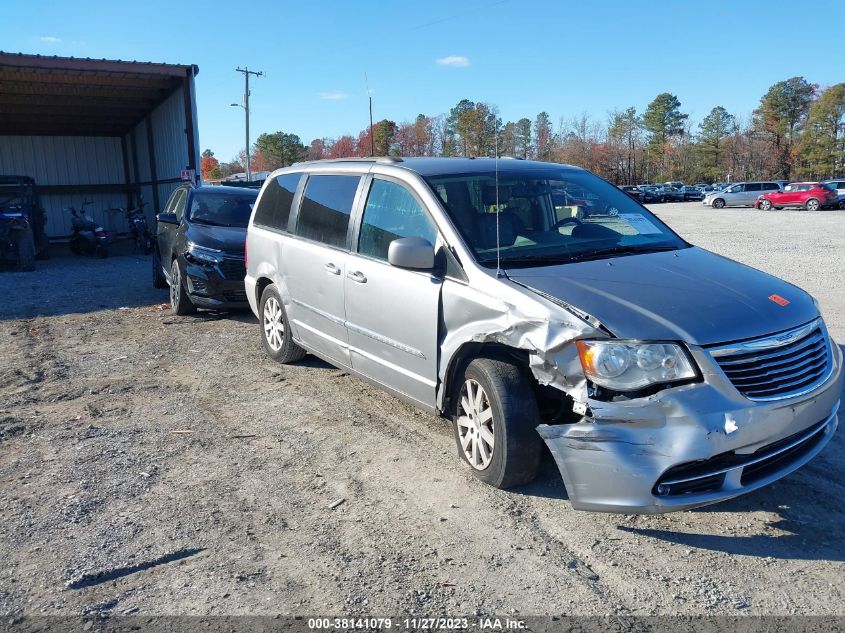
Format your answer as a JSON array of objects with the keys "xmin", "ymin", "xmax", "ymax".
[
  {"xmin": 805, "ymin": 198, "xmax": 820, "ymax": 211},
  {"xmin": 17, "ymin": 228, "xmax": 35, "ymax": 272},
  {"xmin": 712, "ymin": 198, "xmax": 725, "ymax": 209},
  {"xmin": 452, "ymin": 358, "xmax": 542, "ymax": 489},
  {"xmin": 170, "ymin": 260, "xmax": 196, "ymax": 315},
  {"xmin": 759, "ymin": 199, "xmax": 772, "ymax": 211},
  {"xmin": 260, "ymin": 284, "xmax": 306, "ymax": 363}
]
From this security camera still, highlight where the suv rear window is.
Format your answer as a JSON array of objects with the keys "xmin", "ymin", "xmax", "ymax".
[
  {"xmin": 253, "ymin": 173, "xmax": 301, "ymax": 231},
  {"xmin": 296, "ymin": 175, "xmax": 361, "ymax": 248}
]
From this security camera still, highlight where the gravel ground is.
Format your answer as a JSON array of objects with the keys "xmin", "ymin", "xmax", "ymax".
[{"xmin": 0, "ymin": 203, "xmax": 843, "ymax": 617}]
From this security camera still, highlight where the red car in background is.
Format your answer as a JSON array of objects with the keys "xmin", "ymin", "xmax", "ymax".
[{"xmin": 755, "ymin": 182, "xmax": 837, "ymax": 211}]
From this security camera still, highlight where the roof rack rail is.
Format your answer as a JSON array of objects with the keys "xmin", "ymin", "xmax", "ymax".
[{"xmin": 291, "ymin": 156, "xmax": 404, "ymax": 166}]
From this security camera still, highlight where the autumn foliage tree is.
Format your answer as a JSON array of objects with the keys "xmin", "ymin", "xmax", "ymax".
[{"xmin": 200, "ymin": 149, "xmax": 221, "ymax": 180}]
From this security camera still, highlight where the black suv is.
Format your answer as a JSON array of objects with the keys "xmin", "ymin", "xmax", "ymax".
[
  {"xmin": 152, "ymin": 184, "xmax": 258, "ymax": 314},
  {"xmin": 0, "ymin": 175, "xmax": 49, "ymax": 271}
]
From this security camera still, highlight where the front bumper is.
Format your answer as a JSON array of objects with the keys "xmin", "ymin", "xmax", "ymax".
[
  {"xmin": 184, "ymin": 258, "xmax": 248, "ymax": 309},
  {"xmin": 537, "ymin": 340, "xmax": 842, "ymax": 513}
]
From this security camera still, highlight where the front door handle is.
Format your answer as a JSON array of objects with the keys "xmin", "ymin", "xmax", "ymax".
[
  {"xmin": 347, "ymin": 270, "xmax": 367, "ymax": 284},
  {"xmin": 324, "ymin": 263, "xmax": 341, "ymax": 275}
]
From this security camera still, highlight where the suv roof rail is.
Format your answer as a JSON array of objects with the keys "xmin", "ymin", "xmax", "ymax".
[{"xmin": 292, "ymin": 157, "xmax": 404, "ymax": 167}]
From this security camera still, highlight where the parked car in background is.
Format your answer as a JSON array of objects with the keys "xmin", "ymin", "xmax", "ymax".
[
  {"xmin": 245, "ymin": 156, "xmax": 842, "ymax": 513},
  {"xmin": 681, "ymin": 186, "xmax": 705, "ymax": 201},
  {"xmin": 754, "ymin": 182, "xmax": 838, "ymax": 211},
  {"xmin": 662, "ymin": 186, "xmax": 685, "ymax": 202},
  {"xmin": 153, "ymin": 184, "xmax": 259, "ymax": 314},
  {"xmin": 664, "ymin": 181, "xmax": 685, "ymax": 190},
  {"xmin": 703, "ymin": 181, "xmax": 782, "ymax": 208},
  {"xmin": 638, "ymin": 185, "xmax": 664, "ymax": 203},
  {"xmin": 822, "ymin": 179, "xmax": 845, "ymax": 196},
  {"xmin": 619, "ymin": 185, "xmax": 642, "ymax": 201}
]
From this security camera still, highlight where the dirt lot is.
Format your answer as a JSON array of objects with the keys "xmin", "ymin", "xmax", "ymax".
[{"xmin": 1, "ymin": 203, "xmax": 843, "ymax": 617}]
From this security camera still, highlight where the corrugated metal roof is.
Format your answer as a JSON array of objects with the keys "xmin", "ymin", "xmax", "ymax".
[{"xmin": 0, "ymin": 51, "xmax": 198, "ymax": 136}]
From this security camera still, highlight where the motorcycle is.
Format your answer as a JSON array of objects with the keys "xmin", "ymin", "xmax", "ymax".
[
  {"xmin": 68, "ymin": 201, "xmax": 112, "ymax": 258},
  {"xmin": 110, "ymin": 198, "xmax": 153, "ymax": 254}
]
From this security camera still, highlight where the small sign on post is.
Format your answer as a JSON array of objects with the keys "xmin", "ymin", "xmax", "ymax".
[{"xmin": 180, "ymin": 169, "xmax": 196, "ymax": 182}]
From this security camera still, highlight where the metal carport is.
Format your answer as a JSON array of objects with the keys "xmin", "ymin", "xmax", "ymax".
[{"xmin": 0, "ymin": 52, "xmax": 200, "ymax": 240}]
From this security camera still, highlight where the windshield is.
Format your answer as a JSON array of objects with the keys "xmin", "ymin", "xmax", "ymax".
[
  {"xmin": 189, "ymin": 190, "xmax": 257, "ymax": 228},
  {"xmin": 425, "ymin": 169, "xmax": 688, "ymax": 268}
]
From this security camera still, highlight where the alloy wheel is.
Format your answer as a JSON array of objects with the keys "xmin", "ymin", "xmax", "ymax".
[
  {"xmin": 806, "ymin": 199, "xmax": 820, "ymax": 211},
  {"xmin": 170, "ymin": 264, "xmax": 180, "ymax": 308},
  {"xmin": 263, "ymin": 296, "xmax": 284, "ymax": 351},
  {"xmin": 456, "ymin": 379, "xmax": 495, "ymax": 470}
]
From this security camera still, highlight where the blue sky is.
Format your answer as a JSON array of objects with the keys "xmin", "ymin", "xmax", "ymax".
[{"xmin": 2, "ymin": 0, "xmax": 843, "ymax": 161}]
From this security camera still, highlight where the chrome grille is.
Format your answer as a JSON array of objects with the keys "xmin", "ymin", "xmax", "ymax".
[{"xmin": 709, "ymin": 319, "xmax": 831, "ymax": 401}]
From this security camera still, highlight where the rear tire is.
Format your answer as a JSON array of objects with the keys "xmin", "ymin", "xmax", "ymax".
[
  {"xmin": 805, "ymin": 198, "xmax": 820, "ymax": 211},
  {"xmin": 259, "ymin": 284, "xmax": 306, "ymax": 363},
  {"xmin": 713, "ymin": 198, "xmax": 725, "ymax": 209},
  {"xmin": 170, "ymin": 260, "xmax": 196, "ymax": 315},
  {"xmin": 452, "ymin": 357, "xmax": 543, "ymax": 489},
  {"xmin": 17, "ymin": 229, "xmax": 35, "ymax": 272}
]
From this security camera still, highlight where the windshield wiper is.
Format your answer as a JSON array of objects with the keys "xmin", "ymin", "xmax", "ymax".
[
  {"xmin": 492, "ymin": 244, "xmax": 681, "ymax": 267},
  {"xmin": 192, "ymin": 218, "xmax": 233, "ymax": 227},
  {"xmin": 586, "ymin": 244, "xmax": 680, "ymax": 259}
]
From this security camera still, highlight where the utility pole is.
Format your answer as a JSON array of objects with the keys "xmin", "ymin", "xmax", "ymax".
[
  {"xmin": 232, "ymin": 67, "xmax": 263, "ymax": 182},
  {"xmin": 366, "ymin": 73, "xmax": 374, "ymax": 157}
]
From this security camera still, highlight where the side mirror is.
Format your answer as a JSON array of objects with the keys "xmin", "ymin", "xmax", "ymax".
[
  {"xmin": 387, "ymin": 236, "xmax": 434, "ymax": 270},
  {"xmin": 157, "ymin": 212, "xmax": 178, "ymax": 225}
]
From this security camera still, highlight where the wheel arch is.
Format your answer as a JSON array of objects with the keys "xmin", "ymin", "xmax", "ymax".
[{"xmin": 440, "ymin": 341, "xmax": 532, "ymax": 416}]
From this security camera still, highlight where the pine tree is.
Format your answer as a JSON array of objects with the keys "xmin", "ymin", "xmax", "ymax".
[
  {"xmin": 753, "ymin": 77, "xmax": 817, "ymax": 179},
  {"xmin": 642, "ymin": 93, "xmax": 687, "ymax": 180},
  {"xmin": 697, "ymin": 106, "xmax": 737, "ymax": 182},
  {"xmin": 795, "ymin": 84, "xmax": 845, "ymax": 179}
]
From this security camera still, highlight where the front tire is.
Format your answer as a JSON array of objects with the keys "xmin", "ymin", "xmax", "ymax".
[
  {"xmin": 712, "ymin": 198, "xmax": 725, "ymax": 209},
  {"xmin": 805, "ymin": 198, "xmax": 820, "ymax": 211},
  {"xmin": 152, "ymin": 249, "xmax": 167, "ymax": 288},
  {"xmin": 170, "ymin": 260, "xmax": 196, "ymax": 315},
  {"xmin": 452, "ymin": 358, "xmax": 543, "ymax": 489},
  {"xmin": 259, "ymin": 284, "xmax": 306, "ymax": 363},
  {"xmin": 759, "ymin": 199, "xmax": 772, "ymax": 211}
]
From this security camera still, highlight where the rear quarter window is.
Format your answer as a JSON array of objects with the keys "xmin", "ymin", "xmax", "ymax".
[
  {"xmin": 253, "ymin": 173, "xmax": 302, "ymax": 231},
  {"xmin": 296, "ymin": 174, "xmax": 361, "ymax": 248}
]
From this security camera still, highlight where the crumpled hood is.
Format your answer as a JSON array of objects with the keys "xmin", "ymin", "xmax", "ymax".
[
  {"xmin": 506, "ymin": 246, "xmax": 818, "ymax": 346},
  {"xmin": 185, "ymin": 223, "xmax": 246, "ymax": 255}
]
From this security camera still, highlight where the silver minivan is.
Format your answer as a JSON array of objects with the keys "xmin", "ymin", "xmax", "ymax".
[
  {"xmin": 703, "ymin": 181, "xmax": 782, "ymax": 208},
  {"xmin": 245, "ymin": 158, "xmax": 841, "ymax": 513}
]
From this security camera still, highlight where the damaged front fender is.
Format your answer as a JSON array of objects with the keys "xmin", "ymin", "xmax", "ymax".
[{"xmin": 436, "ymin": 278, "xmax": 601, "ymax": 412}]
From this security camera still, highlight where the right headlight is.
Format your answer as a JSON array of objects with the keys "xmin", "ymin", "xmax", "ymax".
[{"xmin": 576, "ymin": 340, "xmax": 697, "ymax": 391}]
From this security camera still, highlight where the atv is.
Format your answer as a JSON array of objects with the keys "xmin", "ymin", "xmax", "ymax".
[{"xmin": 0, "ymin": 176, "xmax": 49, "ymax": 271}]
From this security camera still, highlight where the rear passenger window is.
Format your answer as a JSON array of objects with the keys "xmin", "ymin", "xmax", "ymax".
[
  {"xmin": 358, "ymin": 179, "xmax": 438, "ymax": 261},
  {"xmin": 746, "ymin": 183, "xmax": 762, "ymax": 192},
  {"xmin": 253, "ymin": 173, "xmax": 301, "ymax": 231},
  {"xmin": 762, "ymin": 183, "xmax": 779, "ymax": 191},
  {"xmin": 296, "ymin": 175, "xmax": 360, "ymax": 248}
]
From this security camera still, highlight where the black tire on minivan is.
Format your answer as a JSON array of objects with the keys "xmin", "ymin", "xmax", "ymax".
[
  {"xmin": 259, "ymin": 284, "xmax": 306, "ymax": 364},
  {"xmin": 452, "ymin": 357, "xmax": 543, "ymax": 489}
]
